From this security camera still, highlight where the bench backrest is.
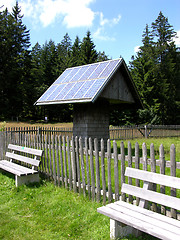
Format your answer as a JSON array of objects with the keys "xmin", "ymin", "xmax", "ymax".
[
  {"xmin": 122, "ymin": 167, "xmax": 180, "ymax": 211},
  {"xmin": 6, "ymin": 144, "xmax": 43, "ymax": 168}
]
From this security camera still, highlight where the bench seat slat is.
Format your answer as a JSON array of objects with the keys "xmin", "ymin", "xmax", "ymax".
[
  {"xmin": 97, "ymin": 205, "xmax": 180, "ymax": 240},
  {"xmin": 125, "ymin": 167, "xmax": 180, "ymax": 189},
  {"xmin": 122, "ymin": 183, "xmax": 180, "ymax": 211},
  {"xmin": 8, "ymin": 144, "xmax": 43, "ymax": 157},
  {"xmin": 0, "ymin": 160, "xmax": 38, "ymax": 176},
  {"xmin": 115, "ymin": 200, "xmax": 180, "ymax": 228},
  {"xmin": 6, "ymin": 152, "xmax": 40, "ymax": 167}
]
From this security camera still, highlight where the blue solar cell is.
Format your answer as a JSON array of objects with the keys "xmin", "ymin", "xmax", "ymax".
[
  {"xmin": 78, "ymin": 63, "xmax": 98, "ymax": 81},
  {"xmin": 63, "ymin": 81, "xmax": 84, "ymax": 100},
  {"xmin": 72, "ymin": 80, "xmax": 95, "ymax": 99},
  {"xmin": 46, "ymin": 85, "xmax": 64, "ymax": 101},
  {"xmin": 83, "ymin": 78, "xmax": 106, "ymax": 98},
  {"xmin": 88, "ymin": 61, "xmax": 109, "ymax": 79},
  {"xmin": 54, "ymin": 69, "xmax": 72, "ymax": 84},
  {"xmin": 37, "ymin": 85, "xmax": 58, "ymax": 102},
  {"xmin": 55, "ymin": 83, "xmax": 74, "ymax": 100},
  {"xmin": 70, "ymin": 65, "xmax": 89, "ymax": 82},
  {"xmin": 99, "ymin": 59, "xmax": 120, "ymax": 78},
  {"xmin": 62, "ymin": 67, "xmax": 80, "ymax": 83}
]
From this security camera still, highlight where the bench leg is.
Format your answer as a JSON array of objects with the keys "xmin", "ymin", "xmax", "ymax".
[
  {"xmin": 110, "ymin": 219, "xmax": 142, "ymax": 239},
  {"xmin": 15, "ymin": 174, "xmax": 40, "ymax": 187}
]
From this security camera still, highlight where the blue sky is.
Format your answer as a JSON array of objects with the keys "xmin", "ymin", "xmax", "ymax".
[{"xmin": 2, "ymin": 0, "xmax": 180, "ymax": 64}]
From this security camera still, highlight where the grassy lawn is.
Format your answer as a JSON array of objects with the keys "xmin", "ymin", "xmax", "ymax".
[{"xmin": 0, "ymin": 172, "xmax": 156, "ymax": 240}]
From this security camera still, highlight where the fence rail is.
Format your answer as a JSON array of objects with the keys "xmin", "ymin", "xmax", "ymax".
[
  {"xmin": 0, "ymin": 131, "xmax": 179, "ymax": 219},
  {"xmin": 4, "ymin": 124, "xmax": 180, "ymax": 140}
]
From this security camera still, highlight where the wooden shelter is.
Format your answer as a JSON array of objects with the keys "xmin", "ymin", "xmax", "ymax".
[{"xmin": 35, "ymin": 58, "xmax": 142, "ymax": 146}]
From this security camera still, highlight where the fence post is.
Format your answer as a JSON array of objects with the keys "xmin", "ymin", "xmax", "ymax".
[
  {"xmin": 144, "ymin": 125, "xmax": 148, "ymax": 138},
  {"xmin": 170, "ymin": 144, "xmax": 177, "ymax": 219}
]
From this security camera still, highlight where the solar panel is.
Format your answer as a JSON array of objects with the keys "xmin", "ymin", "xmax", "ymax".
[{"xmin": 35, "ymin": 58, "xmax": 122, "ymax": 105}]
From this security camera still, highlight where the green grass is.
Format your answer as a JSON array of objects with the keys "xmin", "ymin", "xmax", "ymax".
[{"xmin": 0, "ymin": 172, "xmax": 156, "ymax": 240}]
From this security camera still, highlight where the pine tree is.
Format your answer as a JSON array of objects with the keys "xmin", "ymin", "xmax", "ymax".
[
  {"xmin": 70, "ymin": 36, "xmax": 81, "ymax": 67},
  {"xmin": 80, "ymin": 31, "xmax": 98, "ymax": 64}
]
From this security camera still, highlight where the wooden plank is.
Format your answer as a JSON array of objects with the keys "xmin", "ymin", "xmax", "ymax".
[
  {"xmin": 125, "ymin": 168, "xmax": 180, "ymax": 189},
  {"xmin": 160, "ymin": 144, "xmax": 166, "ymax": 215},
  {"xmin": 0, "ymin": 160, "xmax": 37, "ymax": 176},
  {"xmin": 113, "ymin": 140, "xmax": 119, "ymax": 201},
  {"xmin": 71, "ymin": 137, "xmax": 77, "ymax": 192},
  {"xmin": 135, "ymin": 142, "xmax": 140, "ymax": 205},
  {"xmin": 107, "ymin": 139, "xmax": 112, "ymax": 203},
  {"xmin": 95, "ymin": 138, "xmax": 100, "ymax": 202},
  {"xmin": 67, "ymin": 136, "xmax": 72, "ymax": 190},
  {"xmin": 8, "ymin": 144, "xmax": 43, "ymax": 157},
  {"xmin": 142, "ymin": 143, "xmax": 147, "ymax": 170},
  {"xmin": 150, "ymin": 143, "xmax": 157, "ymax": 212},
  {"xmin": 101, "ymin": 138, "xmax": 106, "ymax": 205},
  {"xmin": 75, "ymin": 136, "xmax": 81, "ymax": 193},
  {"xmin": 170, "ymin": 144, "xmax": 177, "ymax": 218},
  {"xmin": 79, "ymin": 137, "xmax": 86, "ymax": 196},
  {"xmin": 97, "ymin": 205, "xmax": 180, "ymax": 240},
  {"xmin": 52, "ymin": 135, "xmax": 57, "ymax": 185},
  {"xmin": 59, "ymin": 136, "xmax": 64, "ymax": 187},
  {"xmin": 89, "ymin": 137, "xmax": 95, "ymax": 201},
  {"xmin": 128, "ymin": 141, "xmax": 133, "ymax": 203},
  {"xmin": 55, "ymin": 135, "xmax": 60, "ymax": 187},
  {"xmin": 85, "ymin": 137, "xmax": 91, "ymax": 199},
  {"xmin": 120, "ymin": 141, "xmax": 125, "ymax": 201},
  {"xmin": 49, "ymin": 135, "xmax": 52, "ymax": 176},
  {"xmin": 63, "ymin": 136, "xmax": 68, "ymax": 189},
  {"xmin": 6, "ymin": 152, "xmax": 40, "ymax": 167},
  {"xmin": 121, "ymin": 184, "xmax": 180, "ymax": 210}
]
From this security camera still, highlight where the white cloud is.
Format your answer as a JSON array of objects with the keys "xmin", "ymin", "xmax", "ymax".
[
  {"xmin": 1, "ymin": 0, "xmax": 95, "ymax": 28},
  {"xmin": 93, "ymin": 12, "xmax": 121, "ymax": 41},
  {"xmin": 134, "ymin": 46, "xmax": 140, "ymax": 53},
  {"xmin": 174, "ymin": 30, "xmax": 180, "ymax": 47}
]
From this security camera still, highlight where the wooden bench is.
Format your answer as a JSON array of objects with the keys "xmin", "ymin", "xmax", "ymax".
[
  {"xmin": 97, "ymin": 167, "xmax": 180, "ymax": 240},
  {"xmin": 0, "ymin": 144, "xmax": 43, "ymax": 187}
]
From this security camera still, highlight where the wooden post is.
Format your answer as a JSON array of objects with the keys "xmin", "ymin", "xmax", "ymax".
[
  {"xmin": 89, "ymin": 137, "xmax": 95, "ymax": 201},
  {"xmin": 95, "ymin": 138, "xmax": 101, "ymax": 202},
  {"xmin": 142, "ymin": 143, "xmax": 147, "ymax": 171},
  {"xmin": 55, "ymin": 135, "xmax": 60, "ymax": 187},
  {"xmin": 85, "ymin": 137, "xmax": 91, "ymax": 199},
  {"xmin": 150, "ymin": 143, "xmax": 157, "ymax": 212},
  {"xmin": 67, "ymin": 136, "xmax": 72, "ymax": 191},
  {"xmin": 107, "ymin": 139, "xmax": 112, "ymax": 203},
  {"xmin": 75, "ymin": 136, "xmax": 81, "ymax": 193},
  {"xmin": 63, "ymin": 136, "xmax": 68, "ymax": 189},
  {"xmin": 79, "ymin": 137, "xmax": 86, "ymax": 196},
  {"xmin": 159, "ymin": 144, "xmax": 166, "ymax": 215},
  {"xmin": 113, "ymin": 140, "xmax": 119, "ymax": 201},
  {"xmin": 120, "ymin": 141, "xmax": 125, "ymax": 202},
  {"xmin": 71, "ymin": 137, "xmax": 77, "ymax": 193},
  {"xmin": 59, "ymin": 136, "xmax": 64, "ymax": 187},
  {"xmin": 135, "ymin": 142, "xmax": 140, "ymax": 205},
  {"xmin": 101, "ymin": 138, "xmax": 106, "ymax": 205},
  {"xmin": 52, "ymin": 135, "xmax": 57, "ymax": 185},
  {"xmin": 170, "ymin": 144, "xmax": 177, "ymax": 219},
  {"xmin": 49, "ymin": 135, "xmax": 52, "ymax": 176},
  {"xmin": 128, "ymin": 141, "xmax": 133, "ymax": 203}
]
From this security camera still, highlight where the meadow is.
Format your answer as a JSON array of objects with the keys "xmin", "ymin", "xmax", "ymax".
[{"xmin": 0, "ymin": 121, "xmax": 179, "ymax": 239}]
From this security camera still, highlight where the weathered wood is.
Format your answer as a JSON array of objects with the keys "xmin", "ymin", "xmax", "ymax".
[
  {"xmin": 52, "ymin": 135, "xmax": 57, "ymax": 185},
  {"xmin": 142, "ymin": 143, "xmax": 147, "ymax": 171},
  {"xmin": 127, "ymin": 141, "xmax": 133, "ymax": 203},
  {"xmin": 170, "ymin": 144, "xmax": 177, "ymax": 219},
  {"xmin": 89, "ymin": 137, "xmax": 95, "ymax": 201},
  {"xmin": 120, "ymin": 141, "xmax": 125, "ymax": 201},
  {"xmin": 71, "ymin": 137, "xmax": 77, "ymax": 192},
  {"xmin": 85, "ymin": 137, "xmax": 91, "ymax": 199},
  {"xmin": 160, "ymin": 144, "xmax": 166, "ymax": 215},
  {"xmin": 75, "ymin": 136, "xmax": 81, "ymax": 193},
  {"xmin": 107, "ymin": 139, "xmax": 112, "ymax": 203},
  {"xmin": 63, "ymin": 136, "xmax": 68, "ymax": 189},
  {"xmin": 79, "ymin": 137, "xmax": 86, "ymax": 196},
  {"xmin": 113, "ymin": 140, "xmax": 119, "ymax": 201},
  {"xmin": 135, "ymin": 142, "xmax": 140, "ymax": 205},
  {"xmin": 48, "ymin": 135, "xmax": 52, "ymax": 176},
  {"xmin": 59, "ymin": 136, "xmax": 64, "ymax": 187},
  {"xmin": 8, "ymin": 144, "xmax": 43, "ymax": 157},
  {"xmin": 45, "ymin": 135, "xmax": 49, "ymax": 175},
  {"xmin": 150, "ymin": 143, "xmax": 157, "ymax": 212},
  {"xmin": 6, "ymin": 152, "xmax": 40, "ymax": 167},
  {"xmin": 95, "ymin": 138, "xmax": 101, "ymax": 202},
  {"xmin": 101, "ymin": 138, "xmax": 106, "ymax": 205},
  {"xmin": 67, "ymin": 136, "xmax": 72, "ymax": 190},
  {"xmin": 55, "ymin": 135, "xmax": 60, "ymax": 187}
]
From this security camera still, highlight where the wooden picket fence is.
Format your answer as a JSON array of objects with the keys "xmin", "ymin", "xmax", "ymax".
[{"xmin": 1, "ymin": 131, "xmax": 179, "ymax": 206}]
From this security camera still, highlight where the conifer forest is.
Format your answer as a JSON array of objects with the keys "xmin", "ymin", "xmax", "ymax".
[{"xmin": 0, "ymin": 2, "xmax": 180, "ymax": 125}]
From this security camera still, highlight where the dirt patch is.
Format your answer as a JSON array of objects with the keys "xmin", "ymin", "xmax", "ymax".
[{"xmin": 2, "ymin": 121, "xmax": 73, "ymax": 129}]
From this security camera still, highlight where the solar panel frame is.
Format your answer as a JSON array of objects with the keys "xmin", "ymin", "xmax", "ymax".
[{"xmin": 35, "ymin": 58, "xmax": 123, "ymax": 105}]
